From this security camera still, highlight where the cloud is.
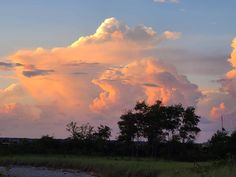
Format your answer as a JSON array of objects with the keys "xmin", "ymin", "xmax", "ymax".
[
  {"xmin": 90, "ymin": 59, "xmax": 202, "ymax": 112},
  {"xmin": 210, "ymin": 102, "xmax": 226, "ymax": 120},
  {"xmin": 218, "ymin": 38, "xmax": 236, "ymax": 129},
  {"xmin": 220, "ymin": 38, "xmax": 236, "ymax": 97},
  {"xmin": 71, "ymin": 17, "xmax": 180, "ymax": 48},
  {"xmin": 0, "ymin": 83, "xmax": 41, "ymax": 121},
  {"xmin": 0, "ymin": 17, "xmax": 202, "ymax": 138},
  {"xmin": 65, "ymin": 61, "xmax": 100, "ymax": 67},
  {"xmin": 0, "ymin": 83, "xmax": 27, "ymax": 105},
  {"xmin": 198, "ymin": 38, "xmax": 236, "ymax": 136},
  {"xmin": 163, "ymin": 31, "xmax": 181, "ymax": 40},
  {"xmin": 143, "ymin": 83, "xmax": 160, "ymax": 87},
  {"xmin": 72, "ymin": 72, "xmax": 88, "ymax": 75},
  {"xmin": 0, "ymin": 103, "xmax": 41, "ymax": 120},
  {"xmin": 154, "ymin": 0, "xmax": 179, "ymax": 4},
  {"xmin": 0, "ymin": 61, "xmax": 23, "ymax": 71},
  {"xmin": 22, "ymin": 69, "xmax": 55, "ymax": 78},
  {"xmin": 7, "ymin": 17, "xmax": 182, "ymax": 109}
]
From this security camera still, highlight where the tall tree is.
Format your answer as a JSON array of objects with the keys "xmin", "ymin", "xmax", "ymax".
[
  {"xmin": 118, "ymin": 111, "xmax": 139, "ymax": 143},
  {"xmin": 66, "ymin": 121, "xmax": 79, "ymax": 140},
  {"xmin": 118, "ymin": 100, "xmax": 201, "ymax": 144},
  {"xmin": 143, "ymin": 100, "xmax": 165, "ymax": 144},
  {"xmin": 209, "ymin": 129, "xmax": 230, "ymax": 158},
  {"xmin": 164, "ymin": 104, "xmax": 183, "ymax": 141},
  {"xmin": 94, "ymin": 125, "xmax": 111, "ymax": 141},
  {"xmin": 179, "ymin": 107, "xmax": 201, "ymax": 143}
]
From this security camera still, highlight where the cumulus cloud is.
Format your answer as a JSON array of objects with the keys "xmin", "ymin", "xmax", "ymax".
[
  {"xmin": 71, "ymin": 17, "xmax": 180, "ymax": 48},
  {"xmin": 163, "ymin": 31, "xmax": 181, "ymax": 40},
  {"xmin": 210, "ymin": 102, "xmax": 226, "ymax": 120},
  {"xmin": 0, "ymin": 103, "xmax": 41, "ymax": 120},
  {"xmin": 0, "ymin": 17, "xmax": 201, "ymax": 137},
  {"xmin": 7, "ymin": 18, "xmax": 183, "ymax": 109},
  {"xmin": 218, "ymin": 38, "xmax": 236, "ymax": 129},
  {"xmin": 0, "ymin": 83, "xmax": 42, "ymax": 122},
  {"xmin": 90, "ymin": 59, "xmax": 202, "ymax": 112},
  {"xmin": 220, "ymin": 38, "xmax": 236, "ymax": 96},
  {"xmin": 0, "ymin": 83, "xmax": 27, "ymax": 105},
  {"xmin": 200, "ymin": 37, "xmax": 236, "ymax": 135}
]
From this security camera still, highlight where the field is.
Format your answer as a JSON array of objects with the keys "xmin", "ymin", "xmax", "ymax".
[{"xmin": 0, "ymin": 155, "xmax": 235, "ymax": 177}]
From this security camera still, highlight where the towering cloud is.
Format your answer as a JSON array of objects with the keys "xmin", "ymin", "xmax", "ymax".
[
  {"xmin": 0, "ymin": 17, "xmax": 201, "ymax": 137},
  {"xmin": 90, "ymin": 59, "xmax": 202, "ymax": 112},
  {"xmin": 71, "ymin": 17, "xmax": 180, "ymax": 47},
  {"xmin": 202, "ymin": 38, "xmax": 236, "ymax": 134},
  {"xmin": 221, "ymin": 38, "xmax": 236, "ymax": 96}
]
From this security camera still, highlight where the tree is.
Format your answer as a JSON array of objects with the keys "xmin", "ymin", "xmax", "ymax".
[
  {"xmin": 118, "ymin": 111, "xmax": 139, "ymax": 143},
  {"xmin": 118, "ymin": 101, "xmax": 201, "ymax": 144},
  {"xmin": 229, "ymin": 130, "xmax": 236, "ymax": 155},
  {"xmin": 66, "ymin": 121, "xmax": 79, "ymax": 140},
  {"xmin": 94, "ymin": 125, "xmax": 111, "ymax": 141},
  {"xmin": 143, "ymin": 100, "xmax": 165, "ymax": 144},
  {"xmin": 209, "ymin": 130, "xmax": 230, "ymax": 158},
  {"xmin": 76, "ymin": 123, "xmax": 95, "ymax": 141},
  {"xmin": 179, "ymin": 107, "xmax": 201, "ymax": 143},
  {"xmin": 164, "ymin": 104, "xmax": 183, "ymax": 141},
  {"xmin": 37, "ymin": 135, "xmax": 58, "ymax": 153},
  {"xmin": 66, "ymin": 122, "xmax": 95, "ymax": 141}
]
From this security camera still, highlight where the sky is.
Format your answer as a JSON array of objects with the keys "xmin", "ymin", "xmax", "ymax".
[{"xmin": 0, "ymin": 0, "xmax": 235, "ymax": 142}]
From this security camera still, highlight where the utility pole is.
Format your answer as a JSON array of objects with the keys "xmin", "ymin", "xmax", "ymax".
[{"xmin": 221, "ymin": 115, "xmax": 225, "ymax": 131}]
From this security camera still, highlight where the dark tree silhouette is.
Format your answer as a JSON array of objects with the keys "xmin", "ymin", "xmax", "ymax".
[
  {"xmin": 118, "ymin": 111, "xmax": 139, "ymax": 143},
  {"xmin": 66, "ymin": 122, "xmax": 94, "ymax": 141},
  {"xmin": 179, "ymin": 107, "xmax": 201, "ymax": 143},
  {"xmin": 66, "ymin": 121, "xmax": 79, "ymax": 140},
  {"xmin": 209, "ymin": 129, "xmax": 230, "ymax": 158},
  {"xmin": 118, "ymin": 101, "xmax": 201, "ymax": 144},
  {"xmin": 94, "ymin": 125, "xmax": 111, "ymax": 141}
]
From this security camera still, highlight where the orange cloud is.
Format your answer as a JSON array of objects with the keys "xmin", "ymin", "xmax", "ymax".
[
  {"xmin": 6, "ymin": 18, "xmax": 184, "ymax": 117},
  {"xmin": 0, "ymin": 103, "xmax": 16, "ymax": 114},
  {"xmin": 90, "ymin": 79, "xmax": 119, "ymax": 111},
  {"xmin": 229, "ymin": 38, "xmax": 236, "ymax": 68},
  {"xmin": 210, "ymin": 102, "xmax": 226, "ymax": 120},
  {"xmin": 90, "ymin": 59, "xmax": 202, "ymax": 112},
  {"xmin": 220, "ymin": 38, "xmax": 236, "ymax": 97},
  {"xmin": 0, "ymin": 17, "xmax": 208, "ymax": 137},
  {"xmin": 201, "ymin": 37, "xmax": 236, "ymax": 129},
  {"xmin": 0, "ymin": 103, "xmax": 41, "ymax": 120},
  {"xmin": 71, "ymin": 17, "xmax": 180, "ymax": 48},
  {"xmin": 0, "ymin": 17, "xmax": 201, "ymax": 134}
]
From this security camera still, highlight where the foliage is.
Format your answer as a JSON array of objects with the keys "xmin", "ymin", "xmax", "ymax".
[
  {"xmin": 66, "ymin": 122, "xmax": 111, "ymax": 142},
  {"xmin": 118, "ymin": 100, "xmax": 201, "ymax": 144},
  {"xmin": 0, "ymin": 99, "xmax": 235, "ymax": 161}
]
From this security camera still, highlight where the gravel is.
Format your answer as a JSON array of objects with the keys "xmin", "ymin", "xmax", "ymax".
[{"xmin": 0, "ymin": 166, "xmax": 95, "ymax": 177}]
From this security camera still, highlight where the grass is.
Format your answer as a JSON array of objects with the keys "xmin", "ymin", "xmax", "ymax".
[{"xmin": 0, "ymin": 155, "xmax": 235, "ymax": 177}]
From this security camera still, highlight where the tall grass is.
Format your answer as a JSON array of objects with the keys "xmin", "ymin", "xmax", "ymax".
[{"xmin": 0, "ymin": 155, "xmax": 235, "ymax": 177}]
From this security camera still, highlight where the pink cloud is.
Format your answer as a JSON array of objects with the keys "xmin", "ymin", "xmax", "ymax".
[
  {"xmin": 0, "ymin": 17, "xmax": 203, "ymax": 138},
  {"xmin": 90, "ymin": 59, "xmax": 202, "ymax": 113},
  {"xmin": 209, "ymin": 102, "xmax": 226, "ymax": 120}
]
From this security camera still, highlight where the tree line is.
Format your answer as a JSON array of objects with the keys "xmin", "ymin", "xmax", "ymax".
[{"xmin": 0, "ymin": 100, "xmax": 235, "ymax": 161}]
